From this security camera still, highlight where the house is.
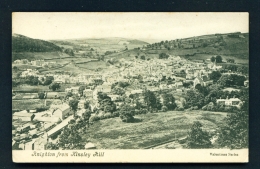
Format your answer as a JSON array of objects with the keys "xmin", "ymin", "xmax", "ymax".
[
  {"xmin": 175, "ymin": 82, "xmax": 183, "ymax": 88},
  {"xmin": 216, "ymin": 97, "xmax": 243, "ymax": 108},
  {"xmin": 13, "ymin": 111, "xmax": 35, "ymax": 122},
  {"xmin": 65, "ymin": 87, "xmax": 79, "ymax": 95},
  {"xmin": 34, "ymin": 115, "xmax": 61, "ymax": 123},
  {"xmin": 107, "ymin": 94, "xmax": 120, "ymax": 101},
  {"xmin": 33, "ymin": 137, "xmax": 48, "ymax": 150},
  {"xmin": 24, "ymin": 140, "xmax": 35, "ymax": 150},
  {"xmin": 193, "ymin": 74, "xmax": 213, "ymax": 88},
  {"xmin": 93, "ymin": 84, "xmax": 112, "ymax": 100},
  {"xmin": 78, "ymin": 100, "xmax": 85, "ymax": 109},
  {"xmin": 83, "ymin": 89, "xmax": 93, "ymax": 98},
  {"xmin": 51, "ymin": 103, "xmax": 72, "ymax": 120}
]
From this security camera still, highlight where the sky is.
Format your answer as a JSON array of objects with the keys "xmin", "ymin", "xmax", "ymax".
[{"xmin": 12, "ymin": 12, "xmax": 248, "ymax": 41}]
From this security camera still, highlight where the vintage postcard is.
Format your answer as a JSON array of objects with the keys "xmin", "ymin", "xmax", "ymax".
[{"xmin": 12, "ymin": 12, "xmax": 248, "ymax": 163}]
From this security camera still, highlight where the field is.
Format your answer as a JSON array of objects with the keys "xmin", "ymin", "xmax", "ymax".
[
  {"xmin": 83, "ymin": 110, "xmax": 228, "ymax": 149},
  {"xmin": 12, "ymin": 64, "xmax": 41, "ymax": 70},
  {"xmin": 12, "ymin": 99, "xmax": 60, "ymax": 111},
  {"xmin": 12, "ymin": 52, "xmax": 70, "ymax": 61},
  {"xmin": 76, "ymin": 61, "xmax": 107, "ymax": 70},
  {"xmin": 13, "ymin": 85, "xmax": 50, "ymax": 93}
]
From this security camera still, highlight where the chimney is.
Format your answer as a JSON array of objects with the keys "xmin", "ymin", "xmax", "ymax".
[
  {"xmin": 226, "ymin": 96, "xmax": 228, "ymax": 100},
  {"xmin": 220, "ymin": 97, "xmax": 221, "ymax": 99},
  {"xmin": 233, "ymin": 95, "xmax": 235, "ymax": 98}
]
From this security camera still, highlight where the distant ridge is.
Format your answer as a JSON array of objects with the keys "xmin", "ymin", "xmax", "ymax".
[{"xmin": 12, "ymin": 34, "xmax": 62, "ymax": 53}]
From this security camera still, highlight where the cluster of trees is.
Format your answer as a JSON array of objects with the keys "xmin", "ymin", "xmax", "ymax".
[
  {"xmin": 12, "ymin": 35, "xmax": 62, "ymax": 52},
  {"xmin": 221, "ymin": 65, "xmax": 248, "ymax": 75},
  {"xmin": 104, "ymin": 51, "xmax": 116, "ymax": 55},
  {"xmin": 14, "ymin": 75, "xmax": 55, "ymax": 87},
  {"xmin": 57, "ymin": 114, "xmax": 90, "ymax": 150},
  {"xmin": 226, "ymin": 59, "xmax": 235, "ymax": 63},
  {"xmin": 20, "ymin": 76, "xmax": 40, "ymax": 86},
  {"xmin": 64, "ymin": 48, "xmax": 75, "ymax": 56},
  {"xmin": 186, "ymin": 121, "xmax": 212, "ymax": 148},
  {"xmin": 186, "ymin": 108, "xmax": 248, "ymax": 149},
  {"xmin": 209, "ymin": 71, "xmax": 222, "ymax": 82},
  {"xmin": 184, "ymin": 80, "xmax": 248, "ymax": 111},
  {"xmin": 49, "ymin": 83, "xmax": 61, "ymax": 91},
  {"xmin": 218, "ymin": 74, "xmax": 246, "ymax": 87},
  {"xmin": 111, "ymin": 81, "xmax": 130, "ymax": 89},
  {"xmin": 97, "ymin": 92, "xmax": 116, "ymax": 113},
  {"xmin": 159, "ymin": 53, "xmax": 169, "ymax": 59},
  {"xmin": 210, "ymin": 55, "xmax": 222, "ymax": 63}
]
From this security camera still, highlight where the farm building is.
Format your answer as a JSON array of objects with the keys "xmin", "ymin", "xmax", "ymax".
[{"xmin": 52, "ymin": 103, "xmax": 72, "ymax": 120}]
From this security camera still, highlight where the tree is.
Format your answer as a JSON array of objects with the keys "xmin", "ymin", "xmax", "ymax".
[
  {"xmin": 119, "ymin": 104, "xmax": 135, "ymax": 123},
  {"xmin": 140, "ymin": 55, "xmax": 146, "ymax": 60},
  {"xmin": 159, "ymin": 53, "xmax": 169, "ymax": 59},
  {"xmin": 195, "ymin": 84, "xmax": 209, "ymax": 96},
  {"xmin": 58, "ymin": 126, "xmax": 83, "ymax": 149},
  {"xmin": 143, "ymin": 90, "xmax": 157, "ymax": 110},
  {"xmin": 217, "ymin": 74, "xmax": 232, "ymax": 87},
  {"xmin": 66, "ymin": 91, "xmax": 73, "ymax": 98},
  {"xmin": 217, "ymin": 110, "xmax": 248, "ymax": 149},
  {"xmin": 184, "ymin": 89, "xmax": 205, "ymax": 108},
  {"xmin": 186, "ymin": 121, "xmax": 212, "ymax": 148},
  {"xmin": 78, "ymin": 86, "xmax": 85, "ymax": 97},
  {"xmin": 25, "ymin": 76, "xmax": 39, "ymax": 85},
  {"xmin": 209, "ymin": 71, "xmax": 222, "ymax": 82},
  {"xmin": 82, "ymin": 109, "xmax": 91, "ymax": 127},
  {"xmin": 97, "ymin": 92, "xmax": 116, "ymax": 113},
  {"xmin": 161, "ymin": 93, "xmax": 176, "ymax": 110},
  {"xmin": 230, "ymin": 74, "xmax": 246, "ymax": 86},
  {"xmin": 84, "ymin": 101, "xmax": 90, "ymax": 110},
  {"xmin": 38, "ymin": 92, "xmax": 45, "ymax": 99},
  {"xmin": 69, "ymin": 99, "xmax": 79, "ymax": 117},
  {"xmin": 215, "ymin": 55, "xmax": 222, "ymax": 63},
  {"xmin": 210, "ymin": 56, "xmax": 216, "ymax": 63},
  {"xmin": 43, "ymin": 76, "xmax": 54, "ymax": 85},
  {"xmin": 237, "ymin": 66, "xmax": 248, "ymax": 74},
  {"xmin": 46, "ymin": 142, "xmax": 59, "ymax": 150},
  {"xmin": 49, "ymin": 83, "xmax": 61, "ymax": 91},
  {"xmin": 112, "ymin": 87, "xmax": 125, "ymax": 96}
]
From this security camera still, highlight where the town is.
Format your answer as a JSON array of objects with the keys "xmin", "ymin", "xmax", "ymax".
[{"xmin": 12, "ymin": 46, "xmax": 249, "ymax": 150}]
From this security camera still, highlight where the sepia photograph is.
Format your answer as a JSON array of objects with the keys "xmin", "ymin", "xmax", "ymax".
[{"xmin": 12, "ymin": 12, "xmax": 249, "ymax": 163}]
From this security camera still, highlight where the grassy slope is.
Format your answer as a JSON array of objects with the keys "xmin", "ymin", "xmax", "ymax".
[{"xmin": 83, "ymin": 111, "xmax": 227, "ymax": 149}]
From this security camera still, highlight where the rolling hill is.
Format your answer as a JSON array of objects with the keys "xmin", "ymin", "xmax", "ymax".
[
  {"xmin": 12, "ymin": 34, "xmax": 62, "ymax": 53},
  {"xmin": 12, "ymin": 34, "xmax": 65, "ymax": 61},
  {"xmin": 12, "ymin": 32, "xmax": 249, "ymax": 66}
]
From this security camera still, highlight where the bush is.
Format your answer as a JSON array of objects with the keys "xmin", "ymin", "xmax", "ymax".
[
  {"xmin": 104, "ymin": 113, "xmax": 112, "ymax": 119},
  {"xmin": 224, "ymin": 106, "xmax": 232, "ymax": 112},
  {"xmin": 120, "ymin": 114, "xmax": 134, "ymax": 123},
  {"xmin": 162, "ymin": 106, "xmax": 168, "ymax": 112},
  {"xmin": 176, "ymin": 107, "xmax": 184, "ymax": 111},
  {"xmin": 89, "ymin": 115, "xmax": 100, "ymax": 122},
  {"xmin": 112, "ymin": 111, "xmax": 120, "ymax": 117},
  {"xmin": 99, "ymin": 114, "xmax": 105, "ymax": 120},
  {"xmin": 202, "ymin": 105, "xmax": 207, "ymax": 111},
  {"xmin": 140, "ymin": 109, "xmax": 148, "ymax": 114}
]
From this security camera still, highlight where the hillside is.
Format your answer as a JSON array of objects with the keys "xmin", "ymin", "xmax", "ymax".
[
  {"xmin": 83, "ymin": 111, "xmax": 228, "ymax": 149},
  {"xmin": 105, "ymin": 32, "xmax": 249, "ymax": 64},
  {"xmin": 12, "ymin": 32, "xmax": 248, "ymax": 67},
  {"xmin": 12, "ymin": 34, "xmax": 62, "ymax": 53},
  {"xmin": 143, "ymin": 32, "xmax": 249, "ymax": 59}
]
